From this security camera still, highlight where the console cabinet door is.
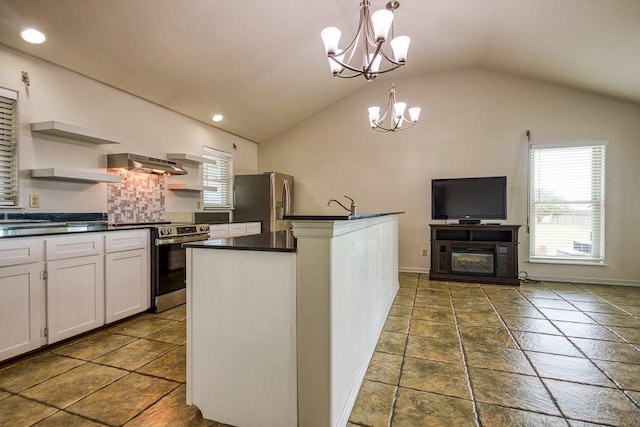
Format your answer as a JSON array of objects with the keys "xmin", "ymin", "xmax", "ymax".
[
  {"xmin": 105, "ymin": 248, "xmax": 149, "ymax": 323},
  {"xmin": 46, "ymin": 254, "xmax": 104, "ymax": 344},
  {"xmin": 0, "ymin": 263, "xmax": 43, "ymax": 362}
]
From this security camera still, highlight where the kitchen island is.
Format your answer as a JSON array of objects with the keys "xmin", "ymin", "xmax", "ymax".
[{"xmin": 184, "ymin": 213, "xmax": 401, "ymax": 427}]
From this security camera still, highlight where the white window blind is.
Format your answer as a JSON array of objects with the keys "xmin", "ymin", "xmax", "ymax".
[
  {"xmin": 202, "ymin": 146, "xmax": 233, "ymax": 209},
  {"xmin": 0, "ymin": 88, "xmax": 18, "ymax": 207},
  {"xmin": 529, "ymin": 141, "xmax": 606, "ymax": 264}
]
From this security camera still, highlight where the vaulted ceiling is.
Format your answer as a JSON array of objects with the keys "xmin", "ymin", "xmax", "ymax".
[{"xmin": 1, "ymin": 0, "xmax": 639, "ymax": 143}]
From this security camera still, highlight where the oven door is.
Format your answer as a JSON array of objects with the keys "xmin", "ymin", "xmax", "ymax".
[{"xmin": 156, "ymin": 242, "xmax": 188, "ymax": 297}]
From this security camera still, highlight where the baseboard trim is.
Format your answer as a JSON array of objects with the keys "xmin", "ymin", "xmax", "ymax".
[
  {"xmin": 525, "ymin": 274, "xmax": 640, "ymax": 287},
  {"xmin": 399, "ymin": 267, "xmax": 429, "ymax": 274}
]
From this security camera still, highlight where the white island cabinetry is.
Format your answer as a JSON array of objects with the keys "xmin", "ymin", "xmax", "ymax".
[
  {"xmin": 45, "ymin": 234, "xmax": 105, "ymax": 344},
  {"xmin": 105, "ymin": 229, "xmax": 150, "ymax": 323},
  {"xmin": 0, "ymin": 238, "xmax": 44, "ymax": 362},
  {"xmin": 186, "ymin": 213, "xmax": 400, "ymax": 427}
]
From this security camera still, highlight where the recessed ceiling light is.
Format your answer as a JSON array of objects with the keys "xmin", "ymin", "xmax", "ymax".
[
  {"xmin": 212, "ymin": 114, "xmax": 223, "ymax": 122},
  {"xmin": 20, "ymin": 28, "xmax": 46, "ymax": 44}
]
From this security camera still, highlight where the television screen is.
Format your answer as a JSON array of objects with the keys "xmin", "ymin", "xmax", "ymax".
[{"xmin": 431, "ymin": 176, "xmax": 507, "ymax": 220}]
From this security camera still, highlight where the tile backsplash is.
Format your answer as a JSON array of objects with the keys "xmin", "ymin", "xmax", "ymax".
[{"xmin": 107, "ymin": 170, "xmax": 165, "ymax": 224}]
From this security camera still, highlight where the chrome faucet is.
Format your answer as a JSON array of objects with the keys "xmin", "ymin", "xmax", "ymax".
[{"xmin": 327, "ymin": 195, "xmax": 357, "ymax": 215}]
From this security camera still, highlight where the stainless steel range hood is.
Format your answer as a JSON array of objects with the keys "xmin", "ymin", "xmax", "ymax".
[{"xmin": 107, "ymin": 153, "xmax": 187, "ymax": 175}]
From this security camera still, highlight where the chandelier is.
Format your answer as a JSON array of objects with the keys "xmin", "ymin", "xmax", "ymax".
[
  {"xmin": 320, "ymin": 1, "xmax": 410, "ymax": 80},
  {"xmin": 368, "ymin": 82, "xmax": 420, "ymax": 132}
]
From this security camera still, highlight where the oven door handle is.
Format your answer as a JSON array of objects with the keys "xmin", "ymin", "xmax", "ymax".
[{"xmin": 155, "ymin": 235, "xmax": 209, "ymax": 246}]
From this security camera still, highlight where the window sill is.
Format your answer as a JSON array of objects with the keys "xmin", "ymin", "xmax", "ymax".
[{"xmin": 527, "ymin": 259, "xmax": 607, "ymax": 267}]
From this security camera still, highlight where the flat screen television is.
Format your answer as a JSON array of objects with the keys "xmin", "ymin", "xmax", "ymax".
[{"xmin": 431, "ymin": 176, "xmax": 507, "ymax": 221}]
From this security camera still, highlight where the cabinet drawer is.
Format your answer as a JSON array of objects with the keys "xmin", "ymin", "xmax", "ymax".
[
  {"xmin": 209, "ymin": 224, "xmax": 229, "ymax": 239},
  {"xmin": 0, "ymin": 238, "xmax": 43, "ymax": 267},
  {"xmin": 105, "ymin": 230, "xmax": 149, "ymax": 253},
  {"xmin": 45, "ymin": 234, "xmax": 103, "ymax": 260},
  {"xmin": 228, "ymin": 223, "xmax": 248, "ymax": 237},
  {"xmin": 245, "ymin": 222, "xmax": 261, "ymax": 235}
]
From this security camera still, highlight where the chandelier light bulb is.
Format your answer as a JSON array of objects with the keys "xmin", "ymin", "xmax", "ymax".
[
  {"xmin": 368, "ymin": 106, "xmax": 381, "ymax": 126},
  {"xmin": 409, "ymin": 107, "xmax": 421, "ymax": 122},
  {"xmin": 371, "ymin": 9, "xmax": 394, "ymax": 42},
  {"xmin": 390, "ymin": 35, "xmax": 411, "ymax": 62},
  {"xmin": 320, "ymin": 27, "xmax": 341, "ymax": 54},
  {"xmin": 212, "ymin": 114, "xmax": 223, "ymax": 122},
  {"xmin": 328, "ymin": 50, "xmax": 345, "ymax": 74}
]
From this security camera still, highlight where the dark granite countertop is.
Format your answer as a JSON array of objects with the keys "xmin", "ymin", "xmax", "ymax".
[
  {"xmin": 183, "ymin": 230, "xmax": 296, "ymax": 253},
  {"xmin": 0, "ymin": 222, "xmax": 159, "ymax": 238},
  {"xmin": 283, "ymin": 212, "xmax": 404, "ymax": 221}
]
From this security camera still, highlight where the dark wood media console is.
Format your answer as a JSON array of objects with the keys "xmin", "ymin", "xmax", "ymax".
[{"xmin": 429, "ymin": 224, "xmax": 521, "ymax": 285}]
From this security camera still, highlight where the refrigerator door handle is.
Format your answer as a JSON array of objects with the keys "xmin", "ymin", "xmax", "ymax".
[{"xmin": 283, "ymin": 178, "xmax": 292, "ymax": 216}]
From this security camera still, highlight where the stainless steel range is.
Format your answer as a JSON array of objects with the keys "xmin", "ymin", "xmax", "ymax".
[{"xmin": 151, "ymin": 223, "xmax": 210, "ymax": 312}]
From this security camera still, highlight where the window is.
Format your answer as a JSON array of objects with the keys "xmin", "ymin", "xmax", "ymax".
[
  {"xmin": 529, "ymin": 141, "xmax": 606, "ymax": 264},
  {"xmin": 202, "ymin": 146, "xmax": 233, "ymax": 209},
  {"xmin": 0, "ymin": 88, "xmax": 18, "ymax": 207}
]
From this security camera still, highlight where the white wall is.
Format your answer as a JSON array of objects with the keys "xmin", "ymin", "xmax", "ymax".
[
  {"xmin": 259, "ymin": 68, "xmax": 640, "ymax": 285},
  {"xmin": 0, "ymin": 45, "xmax": 258, "ymax": 214}
]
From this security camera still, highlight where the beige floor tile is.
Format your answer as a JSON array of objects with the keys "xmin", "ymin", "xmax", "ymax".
[
  {"xmin": 0, "ymin": 395, "xmax": 58, "ymax": 426},
  {"xmin": 511, "ymin": 331, "xmax": 583, "ymax": 357},
  {"xmin": 608, "ymin": 325, "xmax": 640, "ymax": 343},
  {"xmin": 348, "ymin": 380, "xmax": 396, "ymax": 427},
  {"xmin": 33, "ymin": 411, "xmax": 107, "ymax": 426},
  {"xmin": 501, "ymin": 315, "xmax": 561, "ymax": 335},
  {"xmin": 388, "ymin": 304, "xmax": 412, "ymax": 319},
  {"xmin": 477, "ymin": 402, "xmax": 568, "ymax": 427},
  {"xmin": 469, "ymin": 367, "xmax": 560, "ymax": 416},
  {"xmin": 409, "ymin": 318, "xmax": 458, "ymax": 340},
  {"xmin": 65, "ymin": 373, "xmax": 179, "ymax": 425},
  {"xmin": 383, "ymin": 315, "xmax": 410, "ymax": 334},
  {"xmin": 465, "ymin": 345, "xmax": 535, "ymax": 375},
  {"xmin": 569, "ymin": 337, "xmax": 640, "ymax": 364},
  {"xmin": 137, "ymin": 346, "xmax": 186, "ymax": 382},
  {"xmin": 20, "ymin": 362, "xmax": 127, "ymax": 408},
  {"xmin": 412, "ymin": 306, "xmax": 455, "ymax": 323},
  {"xmin": 544, "ymin": 379, "xmax": 640, "ymax": 425},
  {"xmin": 552, "ymin": 320, "xmax": 622, "ymax": 341},
  {"xmin": 400, "ymin": 357, "xmax": 471, "ymax": 399},
  {"xmin": 592, "ymin": 359, "xmax": 640, "ymax": 391},
  {"xmin": 0, "ymin": 390, "xmax": 10, "ymax": 400},
  {"xmin": 155, "ymin": 304, "xmax": 187, "ymax": 321},
  {"xmin": 364, "ymin": 352, "xmax": 403, "ymax": 385},
  {"xmin": 92, "ymin": 338, "xmax": 177, "ymax": 370},
  {"xmin": 492, "ymin": 304, "xmax": 545, "ymax": 318},
  {"xmin": 405, "ymin": 335, "xmax": 463, "ymax": 364},
  {"xmin": 456, "ymin": 311, "xmax": 504, "ymax": 328},
  {"xmin": 52, "ymin": 331, "xmax": 138, "ymax": 360},
  {"xmin": 375, "ymin": 331, "xmax": 407, "ymax": 356},
  {"xmin": 459, "ymin": 326, "xmax": 518, "ymax": 349},
  {"xmin": 526, "ymin": 352, "xmax": 615, "ymax": 387},
  {"xmin": 124, "ymin": 384, "xmax": 212, "ymax": 426},
  {"xmin": 393, "ymin": 294, "xmax": 414, "ymax": 307},
  {"xmin": 0, "ymin": 353, "xmax": 84, "ymax": 393},
  {"xmin": 145, "ymin": 322, "xmax": 187, "ymax": 345},
  {"xmin": 538, "ymin": 308, "xmax": 596, "ymax": 324},
  {"xmin": 392, "ymin": 388, "xmax": 476, "ymax": 426},
  {"xmin": 108, "ymin": 316, "xmax": 178, "ymax": 337}
]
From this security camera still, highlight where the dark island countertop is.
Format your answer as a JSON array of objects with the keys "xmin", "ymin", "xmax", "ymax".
[
  {"xmin": 283, "ymin": 212, "xmax": 404, "ymax": 221},
  {"xmin": 183, "ymin": 230, "xmax": 296, "ymax": 253},
  {"xmin": 0, "ymin": 222, "xmax": 161, "ymax": 238}
]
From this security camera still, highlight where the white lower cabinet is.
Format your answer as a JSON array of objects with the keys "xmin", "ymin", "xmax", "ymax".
[
  {"xmin": 209, "ymin": 224, "xmax": 229, "ymax": 239},
  {"xmin": 45, "ymin": 234, "xmax": 105, "ymax": 344},
  {"xmin": 0, "ymin": 262, "xmax": 44, "ymax": 362},
  {"xmin": 105, "ymin": 230, "xmax": 150, "ymax": 323}
]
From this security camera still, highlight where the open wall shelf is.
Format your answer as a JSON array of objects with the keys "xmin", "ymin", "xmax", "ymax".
[
  {"xmin": 31, "ymin": 168, "xmax": 121, "ymax": 183},
  {"xmin": 31, "ymin": 121, "xmax": 121, "ymax": 145}
]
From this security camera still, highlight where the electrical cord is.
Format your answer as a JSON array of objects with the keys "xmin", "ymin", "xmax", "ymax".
[{"xmin": 518, "ymin": 270, "xmax": 541, "ymax": 284}]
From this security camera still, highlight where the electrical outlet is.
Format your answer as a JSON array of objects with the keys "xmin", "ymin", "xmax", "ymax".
[
  {"xmin": 422, "ymin": 249, "xmax": 428, "ymax": 256},
  {"xmin": 29, "ymin": 194, "xmax": 40, "ymax": 208},
  {"xmin": 196, "ymin": 200, "xmax": 202, "ymax": 210}
]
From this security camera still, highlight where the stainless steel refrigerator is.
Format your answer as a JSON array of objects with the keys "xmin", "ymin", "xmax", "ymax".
[{"xmin": 233, "ymin": 172, "xmax": 294, "ymax": 232}]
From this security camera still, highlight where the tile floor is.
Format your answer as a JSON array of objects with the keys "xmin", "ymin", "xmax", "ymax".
[{"xmin": 1, "ymin": 273, "xmax": 639, "ymax": 426}]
